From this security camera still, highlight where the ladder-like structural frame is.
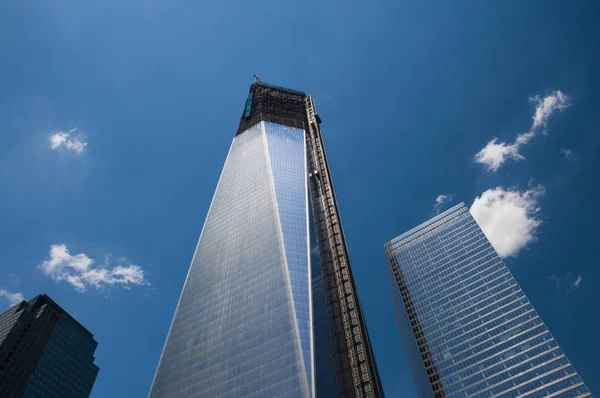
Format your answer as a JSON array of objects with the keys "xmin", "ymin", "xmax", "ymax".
[{"xmin": 305, "ymin": 96, "xmax": 384, "ymax": 398}]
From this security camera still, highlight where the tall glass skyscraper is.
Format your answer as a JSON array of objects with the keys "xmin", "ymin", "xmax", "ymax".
[
  {"xmin": 149, "ymin": 82, "xmax": 383, "ymax": 397},
  {"xmin": 385, "ymin": 203, "xmax": 592, "ymax": 398}
]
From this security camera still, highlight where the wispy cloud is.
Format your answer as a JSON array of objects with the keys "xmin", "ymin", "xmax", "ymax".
[
  {"xmin": 475, "ymin": 91, "xmax": 571, "ymax": 171},
  {"xmin": 548, "ymin": 273, "xmax": 583, "ymax": 292},
  {"xmin": 0, "ymin": 289, "xmax": 25, "ymax": 307},
  {"xmin": 547, "ymin": 275, "xmax": 562, "ymax": 290},
  {"xmin": 570, "ymin": 274, "xmax": 582, "ymax": 291},
  {"xmin": 560, "ymin": 148, "xmax": 577, "ymax": 161},
  {"xmin": 40, "ymin": 244, "xmax": 148, "ymax": 293},
  {"xmin": 474, "ymin": 132, "xmax": 533, "ymax": 172},
  {"xmin": 530, "ymin": 91, "xmax": 571, "ymax": 131},
  {"xmin": 49, "ymin": 128, "xmax": 87, "ymax": 154},
  {"xmin": 434, "ymin": 194, "xmax": 454, "ymax": 214},
  {"xmin": 470, "ymin": 185, "xmax": 545, "ymax": 258}
]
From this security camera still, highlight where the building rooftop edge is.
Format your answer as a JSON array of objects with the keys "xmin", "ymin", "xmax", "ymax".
[
  {"xmin": 249, "ymin": 81, "xmax": 307, "ymax": 96},
  {"xmin": 30, "ymin": 294, "xmax": 97, "ymax": 342},
  {"xmin": 236, "ymin": 81, "xmax": 311, "ymax": 135},
  {"xmin": 385, "ymin": 202, "xmax": 468, "ymax": 248}
]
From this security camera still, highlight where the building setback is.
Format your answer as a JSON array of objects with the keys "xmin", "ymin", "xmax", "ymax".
[
  {"xmin": 149, "ymin": 82, "xmax": 383, "ymax": 397},
  {"xmin": 385, "ymin": 203, "xmax": 592, "ymax": 398},
  {"xmin": 0, "ymin": 294, "xmax": 99, "ymax": 398}
]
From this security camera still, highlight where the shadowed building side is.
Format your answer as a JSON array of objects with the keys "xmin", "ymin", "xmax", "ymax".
[{"xmin": 0, "ymin": 294, "xmax": 99, "ymax": 398}]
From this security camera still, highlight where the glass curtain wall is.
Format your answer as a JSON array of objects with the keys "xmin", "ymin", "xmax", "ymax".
[
  {"xmin": 385, "ymin": 203, "xmax": 592, "ymax": 398},
  {"xmin": 149, "ymin": 122, "xmax": 313, "ymax": 398}
]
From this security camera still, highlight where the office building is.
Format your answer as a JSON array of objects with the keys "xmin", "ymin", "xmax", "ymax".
[
  {"xmin": 149, "ymin": 82, "xmax": 383, "ymax": 397},
  {"xmin": 385, "ymin": 203, "xmax": 592, "ymax": 398},
  {"xmin": 0, "ymin": 294, "xmax": 99, "ymax": 398}
]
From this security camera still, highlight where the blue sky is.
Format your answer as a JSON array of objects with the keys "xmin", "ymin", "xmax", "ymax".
[{"xmin": 1, "ymin": 1, "xmax": 599, "ymax": 396}]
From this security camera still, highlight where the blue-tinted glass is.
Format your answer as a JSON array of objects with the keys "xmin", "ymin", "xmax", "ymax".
[
  {"xmin": 21, "ymin": 314, "xmax": 99, "ymax": 398},
  {"xmin": 244, "ymin": 92, "xmax": 253, "ymax": 118},
  {"xmin": 264, "ymin": 122, "xmax": 312, "ymax": 394},
  {"xmin": 149, "ymin": 122, "xmax": 311, "ymax": 397},
  {"xmin": 385, "ymin": 204, "xmax": 592, "ymax": 398},
  {"xmin": 307, "ymin": 180, "xmax": 338, "ymax": 397}
]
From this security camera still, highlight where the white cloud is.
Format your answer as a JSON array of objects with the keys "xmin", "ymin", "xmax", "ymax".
[
  {"xmin": 475, "ymin": 91, "xmax": 571, "ymax": 171},
  {"xmin": 560, "ymin": 148, "xmax": 577, "ymax": 161},
  {"xmin": 470, "ymin": 185, "xmax": 545, "ymax": 258},
  {"xmin": 530, "ymin": 91, "xmax": 571, "ymax": 131},
  {"xmin": 474, "ymin": 138, "xmax": 523, "ymax": 172},
  {"xmin": 49, "ymin": 128, "xmax": 87, "ymax": 154},
  {"xmin": 40, "ymin": 244, "xmax": 147, "ymax": 292},
  {"xmin": 0, "ymin": 289, "xmax": 25, "ymax": 307},
  {"xmin": 434, "ymin": 194, "xmax": 454, "ymax": 214}
]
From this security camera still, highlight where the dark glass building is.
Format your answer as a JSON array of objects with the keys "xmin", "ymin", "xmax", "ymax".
[
  {"xmin": 149, "ymin": 82, "xmax": 383, "ymax": 397},
  {"xmin": 385, "ymin": 203, "xmax": 593, "ymax": 398},
  {"xmin": 0, "ymin": 294, "xmax": 99, "ymax": 398}
]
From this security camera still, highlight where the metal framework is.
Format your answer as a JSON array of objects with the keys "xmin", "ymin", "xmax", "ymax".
[
  {"xmin": 236, "ymin": 81, "xmax": 383, "ymax": 397},
  {"xmin": 305, "ymin": 96, "xmax": 383, "ymax": 398}
]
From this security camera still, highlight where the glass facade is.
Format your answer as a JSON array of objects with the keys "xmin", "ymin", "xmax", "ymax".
[
  {"xmin": 0, "ymin": 294, "xmax": 99, "ymax": 398},
  {"xmin": 149, "ymin": 122, "xmax": 313, "ymax": 397},
  {"xmin": 385, "ymin": 203, "xmax": 593, "ymax": 398},
  {"xmin": 22, "ymin": 315, "xmax": 99, "ymax": 397},
  {"xmin": 150, "ymin": 81, "xmax": 384, "ymax": 397},
  {"xmin": 309, "ymin": 199, "xmax": 338, "ymax": 397},
  {"xmin": 265, "ymin": 122, "xmax": 312, "ymax": 391}
]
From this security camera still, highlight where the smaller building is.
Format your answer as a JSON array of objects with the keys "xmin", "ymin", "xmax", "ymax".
[
  {"xmin": 385, "ymin": 203, "xmax": 592, "ymax": 398},
  {"xmin": 0, "ymin": 294, "xmax": 99, "ymax": 397}
]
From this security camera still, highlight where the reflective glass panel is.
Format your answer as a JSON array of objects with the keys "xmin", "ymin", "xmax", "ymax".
[
  {"xmin": 149, "ymin": 123, "xmax": 310, "ymax": 397},
  {"xmin": 385, "ymin": 204, "xmax": 592, "ymax": 398}
]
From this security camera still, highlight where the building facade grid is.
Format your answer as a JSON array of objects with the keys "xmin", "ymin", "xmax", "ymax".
[
  {"xmin": 0, "ymin": 295, "xmax": 99, "ymax": 398},
  {"xmin": 149, "ymin": 122, "xmax": 311, "ymax": 397},
  {"xmin": 149, "ymin": 82, "xmax": 383, "ymax": 397},
  {"xmin": 385, "ymin": 203, "xmax": 592, "ymax": 398}
]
